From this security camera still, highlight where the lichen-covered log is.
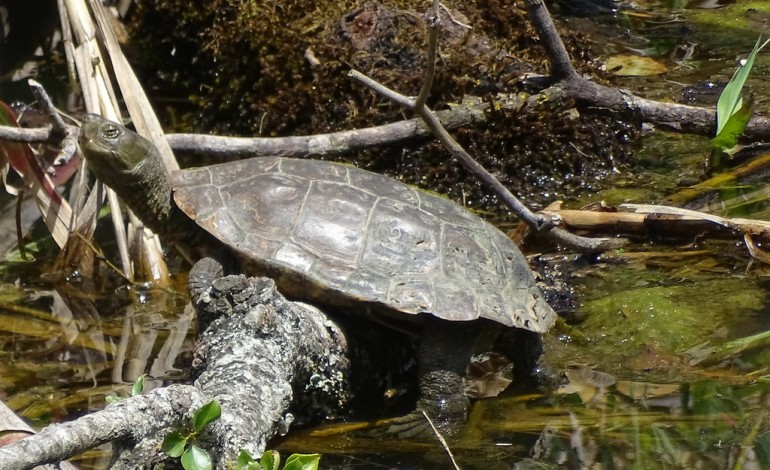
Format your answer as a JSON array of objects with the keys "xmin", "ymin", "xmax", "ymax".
[
  {"xmin": 0, "ymin": 385, "xmax": 208, "ymax": 470},
  {"xmin": 187, "ymin": 272, "xmax": 352, "ymax": 464},
  {"xmin": 0, "ymin": 275, "xmax": 352, "ymax": 469}
]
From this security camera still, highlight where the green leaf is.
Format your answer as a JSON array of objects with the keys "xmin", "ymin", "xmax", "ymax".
[
  {"xmin": 259, "ymin": 450, "xmax": 280, "ymax": 470},
  {"xmin": 237, "ymin": 449, "xmax": 255, "ymax": 467},
  {"xmin": 104, "ymin": 395, "xmax": 121, "ymax": 404},
  {"xmin": 716, "ymin": 36, "xmax": 769, "ymax": 135},
  {"xmin": 756, "ymin": 431, "xmax": 770, "ymax": 466},
  {"xmin": 192, "ymin": 400, "xmax": 221, "ymax": 432},
  {"xmin": 237, "ymin": 449, "xmax": 264, "ymax": 469},
  {"xmin": 714, "ymin": 94, "xmax": 755, "ymax": 149},
  {"xmin": 132, "ymin": 374, "xmax": 147, "ymax": 396},
  {"xmin": 181, "ymin": 444, "xmax": 212, "ymax": 470},
  {"xmin": 161, "ymin": 431, "xmax": 188, "ymax": 458},
  {"xmin": 283, "ymin": 453, "xmax": 320, "ymax": 470},
  {"xmin": 710, "ymin": 94, "xmax": 755, "ymax": 169}
]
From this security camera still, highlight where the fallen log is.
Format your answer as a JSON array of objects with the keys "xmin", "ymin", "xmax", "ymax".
[{"xmin": 0, "ymin": 274, "xmax": 352, "ymax": 469}]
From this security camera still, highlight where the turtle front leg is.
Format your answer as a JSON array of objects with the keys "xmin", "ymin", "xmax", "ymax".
[
  {"xmin": 188, "ymin": 256, "xmax": 225, "ymax": 305},
  {"xmin": 187, "ymin": 251, "xmax": 240, "ymax": 331},
  {"xmin": 416, "ymin": 319, "xmax": 489, "ymax": 436}
]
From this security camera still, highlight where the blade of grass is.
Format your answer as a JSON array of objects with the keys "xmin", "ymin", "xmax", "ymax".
[{"xmin": 716, "ymin": 36, "xmax": 769, "ymax": 135}]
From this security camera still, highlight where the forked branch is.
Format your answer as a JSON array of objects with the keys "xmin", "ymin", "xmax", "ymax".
[{"xmin": 349, "ymin": 1, "xmax": 622, "ymax": 253}]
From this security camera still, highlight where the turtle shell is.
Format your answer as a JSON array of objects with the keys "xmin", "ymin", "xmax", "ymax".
[{"xmin": 172, "ymin": 157, "xmax": 555, "ymax": 332}]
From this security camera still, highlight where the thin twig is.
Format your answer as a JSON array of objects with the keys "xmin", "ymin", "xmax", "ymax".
[
  {"xmin": 439, "ymin": 3, "xmax": 471, "ymax": 29},
  {"xmin": 421, "ymin": 411, "xmax": 461, "ymax": 470},
  {"xmin": 28, "ymin": 79, "xmax": 68, "ymax": 137},
  {"xmin": 350, "ymin": 70, "xmax": 415, "ymax": 108},
  {"xmin": 347, "ymin": 0, "xmax": 622, "ymax": 253},
  {"xmin": 28, "ymin": 79, "xmax": 79, "ymax": 166},
  {"xmin": 0, "ymin": 125, "xmax": 53, "ymax": 143},
  {"xmin": 349, "ymin": 68, "xmax": 621, "ymax": 252},
  {"xmin": 74, "ymin": 232, "xmax": 132, "ymax": 284},
  {"xmin": 415, "ymin": 0, "xmax": 440, "ymax": 109},
  {"xmin": 15, "ymin": 190, "xmax": 27, "ymax": 260},
  {"xmin": 524, "ymin": 0, "xmax": 578, "ymax": 80},
  {"xmin": 416, "ymin": 97, "xmax": 543, "ymax": 229}
]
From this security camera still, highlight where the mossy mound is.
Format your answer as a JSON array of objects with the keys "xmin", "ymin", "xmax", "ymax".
[{"xmin": 128, "ymin": 0, "xmax": 638, "ymax": 211}]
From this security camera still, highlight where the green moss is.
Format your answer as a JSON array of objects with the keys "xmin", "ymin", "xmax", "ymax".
[
  {"xmin": 686, "ymin": 2, "xmax": 770, "ymax": 50},
  {"xmin": 129, "ymin": 0, "xmax": 554, "ymax": 132},
  {"xmin": 579, "ymin": 276, "xmax": 765, "ymax": 354}
]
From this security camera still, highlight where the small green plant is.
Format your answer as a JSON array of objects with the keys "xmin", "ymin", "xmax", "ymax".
[
  {"xmin": 105, "ymin": 374, "xmax": 146, "ymax": 404},
  {"xmin": 236, "ymin": 449, "xmax": 320, "ymax": 470},
  {"xmin": 162, "ymin": 400, "xmax": 222, "ymax": 470},
  {"xmin": 710, "ymin": 36, "xmax": 770, "ymax": 170}
]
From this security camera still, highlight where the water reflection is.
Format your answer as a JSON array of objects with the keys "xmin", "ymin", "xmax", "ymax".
[
  {"xmin": 280, "ymin": 373, "xmax": 770, "ymax": 469},
  {"xmin": 0, "ymin": 272, "xmax": 194, "ymax": 425}
]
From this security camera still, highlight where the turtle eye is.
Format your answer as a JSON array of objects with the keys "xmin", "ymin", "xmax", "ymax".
[{"xmin": 102, "ymin": 123, "xmax": 121, "ymax": 140}]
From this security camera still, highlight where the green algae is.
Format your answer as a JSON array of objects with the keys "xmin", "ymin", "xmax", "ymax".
[
  {"xmin": 578, "ymin": 274, "xmax": 765, "ymax": 360},
  {"xmin": 686, "ymin": 2, "xmax": 770, "ymax": 51}
]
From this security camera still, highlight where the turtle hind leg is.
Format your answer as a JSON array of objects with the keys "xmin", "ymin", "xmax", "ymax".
[{"xmin": 380, "ymin": 318, "xmax": 487, "ymax": 439}]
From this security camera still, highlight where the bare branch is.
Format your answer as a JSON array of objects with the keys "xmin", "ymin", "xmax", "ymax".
[
  {"xmin": 0, "ymin": 98, "xmax": 502, "ymax": 158},
  {"xmin": 0, "ymin": 385, "xmax": 208, "ymax": 470},
  {"xmin": 415, "ymin": 0, "xmax": 441, "ymax": 109},
  {"xmin": 543, "ymin": 203, "xmax": 770, "ymax": 263},
  {"xmin": 350, "ymin": 67, "xmax": 622, "ymax": 252},
  {"xmin": 0, "ymin": 125, "xmax": 53, "ymax": 143},
  {"xmin": 525, "ymin": 0, "xmax": 578, "ymax": 80},
  {"xmin": 28, "ymin": 79, "xmax": 69, "ymax": 138},
  {"xmin": 28, "ymin": 79, "xmax": 79, "ymax": 166},
  {"xmin": 520, "ymin": 0, "xmax": 766, "ymax": 138},
  {"xmin": 0, "ymin": 275, "xmax": 353, "ymax": 469}
]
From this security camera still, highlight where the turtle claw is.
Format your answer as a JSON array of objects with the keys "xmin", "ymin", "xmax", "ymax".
[
  {"xmin": 362, "ymin": 405, "xmax": 467, "ymax": 441},
  {"xmin": 369, "ymin": 412, "xmax": 435, "ymax": 440}
]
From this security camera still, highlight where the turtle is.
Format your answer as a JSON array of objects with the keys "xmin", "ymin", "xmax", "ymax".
[{"xmin": 78, "ymin": 113, "xmax": 556, "ymax": 436}]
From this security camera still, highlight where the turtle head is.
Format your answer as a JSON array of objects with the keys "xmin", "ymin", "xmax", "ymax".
[
  {"xmin": 79, "ymin": 114, "xmax": 156, "ymax": 180},
  {"xmin": 79, "ymin": 114, "xmax": 180, "ymax": 236}
]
